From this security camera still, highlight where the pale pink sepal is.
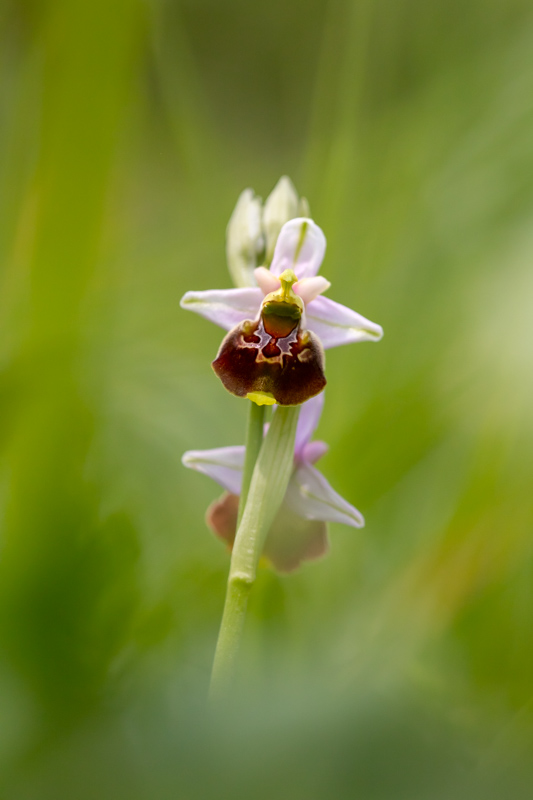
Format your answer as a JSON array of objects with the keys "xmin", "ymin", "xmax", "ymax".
[
  {"xmin": 269, "ymin": 218, "xmax": 326, "ymax": 280},
  {"xmin": 180, "ymin": 287, "xmax": 263, "ymax": 331},
  {"xmin": 285, "ymin": 462, "xmax": 365, "ymax": 528},
  {"xmin": 306, "ymin": 295, "xmax": 383, "ymax": 349},
  {"xmin": 181, "ymin": 446, "xmax": 245, "ymax": 495}
]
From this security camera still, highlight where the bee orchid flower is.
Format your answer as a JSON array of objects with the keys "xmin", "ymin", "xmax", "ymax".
[
  {"xmin": 181, "ymin": 218, "xmax": 383, "ymax": 406},
  {"xmin": 182, "ymin": 393, "xmax": 363, "ymax": 573}
]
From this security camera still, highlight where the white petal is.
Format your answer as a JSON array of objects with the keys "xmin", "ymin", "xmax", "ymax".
[
  {"xmin": 180, "ymin": 287, "xmax": 263, "ymax": 331},
  {"xmin": 226, "ymin": 189, "xmax": 264, "ymax": 288},
  {"xmin": 270, "ymin": 218, "xmax": 326, "ymax": 280},
  {"xmin": 254, "ymin": 266, "xmax": 280, "ymax": 295},
  {"xmin": 182, "ymin": 446, "xmax": 245, "ymax": 495},
  {"xmin": 294, "ymin": 276, "xmax": 331, "ymax": 304},
  {"xmin": 294, "ymin": 392, "xmax": 325, "ymax": 456},
  {"xmin": 306, "ymin": 295, "xmax": 383, "ymax": 349},
  {"xmin": 285, "ymin": 463, "xmax": 364, "ymax": 528}
]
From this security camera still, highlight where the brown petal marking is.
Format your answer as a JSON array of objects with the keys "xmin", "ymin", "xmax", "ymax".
[
  {"xmin": 206, "ymin": 492, "xmax": 329, "ymax": 574},
  {"xmin": 212, "ymin": 317, "xmax": 326, "ymax": 406}
]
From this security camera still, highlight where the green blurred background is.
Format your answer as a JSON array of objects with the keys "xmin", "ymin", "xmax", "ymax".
[{"xmin": 1, "ymin": 0, "xmax": 533, "ymax": 796}]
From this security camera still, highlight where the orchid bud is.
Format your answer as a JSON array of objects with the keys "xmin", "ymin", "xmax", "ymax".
[
  {"xmin": 225, "ymin": 188, "xmax": 264, "ymax": 288},
  {"xmin": 262, "ymin": 176, "xmax": 299, "ymax": 266},
  {"xmin": 298, "ymin": 196, "xmax": 310, "ymax": 217}
]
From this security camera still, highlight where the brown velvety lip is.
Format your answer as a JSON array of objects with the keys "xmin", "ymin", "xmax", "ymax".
[{"xmin": 212, "ymin": 317, "xmax": 326, "ymax": 406}]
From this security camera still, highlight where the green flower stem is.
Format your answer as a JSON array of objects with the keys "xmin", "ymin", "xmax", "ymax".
[
  {"xmin": 209, "ymin": 405, "xmax": 300, "ymax": 700},
  {"xmin": 236, "ymin": 400, "xmax": 265, "ymax": 529}
]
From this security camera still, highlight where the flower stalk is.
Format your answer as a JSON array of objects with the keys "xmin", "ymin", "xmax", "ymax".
[
  {"xmin": 209, "ymin": 404, "xmax": 300, "ymax": 699},
  {"xmin": 237, "ymin": 400, "xmax": 265, "ymax": 528}
]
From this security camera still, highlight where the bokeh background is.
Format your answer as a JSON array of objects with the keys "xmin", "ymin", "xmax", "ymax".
[{"xmin": 1, "ymin": 0, "xmax": 533, "ymax": 796}]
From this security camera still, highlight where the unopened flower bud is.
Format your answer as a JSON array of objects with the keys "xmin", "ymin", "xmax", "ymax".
[
  {"xmin": 226, "ymin": 189, "xmax": 264, "ymax": 288},
  {"xmin": 298, "ymin": 196, "xmax": 310, "ymax": 217},
  {"xmin": 262, "ymin": 176, "xmax": 299, "ymax": 266}
]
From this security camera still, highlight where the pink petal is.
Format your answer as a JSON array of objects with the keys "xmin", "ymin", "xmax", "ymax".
[
  {"xmin": 254, "ymin": 266, "xmax": 280, "ymax": 295},
  {"xmin": 269, "ymin": 218, "xmax": 326, "ymax": 280},
  {"xmin": 285, "ymin": 463, "xmax": 364, "ymax": 528},
  {"xmin": 294, "ymin": 392, "xmax": 325, "ymax": 457},
  {"xmin": 306, "ymin": 295, "xmax": 383, "ymax": 349},
  {"xmin": 301, "ymin": 440, "xmax": 329, "ymax": 464},
  {"xmin": 294, "ymin": 276, "xmax": 331, "ymax": 304},
  {"xmin": 182, "ymin": 446, "xmax": 245, "ymax": 495},
  {"xmin": 180, "ymin": 287, "xmax": 263, "ymax": 331}
]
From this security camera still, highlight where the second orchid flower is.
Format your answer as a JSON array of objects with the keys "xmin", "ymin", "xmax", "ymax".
[{"xmin": 183, "ymin": 392, "xmax": 363, "ymax": 572}]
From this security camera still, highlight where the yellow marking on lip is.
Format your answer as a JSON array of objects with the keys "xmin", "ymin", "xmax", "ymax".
[{"xmin": 247, "ymin": 391, "xmax": 277, "ymax": 406}]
